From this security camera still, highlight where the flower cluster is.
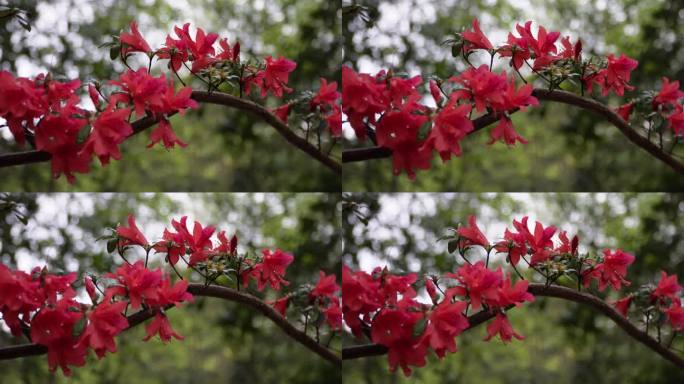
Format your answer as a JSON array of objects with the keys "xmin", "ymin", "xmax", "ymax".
[
  {"xmin": 1, "ymin": 21, "xmax": 340, "ymax": 182},
  {"xmin": 0, "ymin": 262, "xmax": 190, "ymax": 376},
  {"xmin": 343, "ymin": 215, "xmax": 659, "ymax": 376},
  {"xmin": 343, "ymin": 19, "xmax": 646, "ymax": 180},
  {"xmin": 1, "ymin": 214, "xmax": 339, "ymax": 376}
]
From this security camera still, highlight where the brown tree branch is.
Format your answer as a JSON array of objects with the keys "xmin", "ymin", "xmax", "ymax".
[
  {"xmin": 341, "ymin": 283, "xmax": 684, "ymax": 370},
  {"xmin": 342, "ymin": 89, "xmax": 684, "ymax": 175},
  {"xmin": 0, "ymin": 283, "xmax": 341, "ymax": 368},
  {"xmin": 0, "ymin": 91, "xmax": 341, "ymax": 175}
]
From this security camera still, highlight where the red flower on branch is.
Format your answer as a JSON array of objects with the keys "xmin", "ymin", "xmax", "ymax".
[
  {"xmin": 420, "ymin": 300, "xmax": 469, "ymax": 358},
  {"xmin": 484, "ymin": 313, "xmax": 524, "ymax": 343},
  {"xmin": 116, "ymin": 214, "xmax": 149, "ymax": 248},
  {"xmin": 144, "ymin": 312, "xmax": 184, "ymax": 343},
  {"xmin": 120, "ymin": 21, "xmax": 152, "ymax": 55},
  {"xmin": 76, "ymin": 299, "xmax": 128, "ymax": 358},
  {"xmin": 462, "ymin": 18, "xmax": 493, "ymax": 52},
  {"xmin": 457, "ymin": 214, "xmax": 490, "ymax": 248},
  {"xmin": 583, "ymin": 248, "xmax": 635, "ymax": 291}
]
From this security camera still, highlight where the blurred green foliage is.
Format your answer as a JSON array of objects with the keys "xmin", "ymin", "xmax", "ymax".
[
  {"xmin": 0, "ymin": 192, "xmax": 341, "ymax": 383},
  {"xmin": 342, "ymin": 192, "xmax": 684, "ymax": 383},
  {"xmin": 0, "ymin": 0, "xmax": 341, "ymax": 192},
  {"xmin": 343, "ymin": 0, "xmax": 684, "ymax": 191}
]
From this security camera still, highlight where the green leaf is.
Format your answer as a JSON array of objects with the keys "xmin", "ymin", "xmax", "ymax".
[
  {"xmin": 72, "ymin": 316, "xmax": 87, "ymax": 338},
  {"xmin": 109, "ymin": 45, "xmax": 120, "ymax": 61},
  {"xmin": 413, "ymin": 317, "xmax": 428, "ymax": 337},
  {"xmin": 106, "ymin": 238, "xmax": 117, "ymax": 254},
  {"xmin": 447, "ymin": 239, "xmax": 459, "ymax": 253}
]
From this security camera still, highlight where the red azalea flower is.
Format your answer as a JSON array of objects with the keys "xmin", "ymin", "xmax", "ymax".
[
  {"xmin": 651, "ymin": 270, "xmax": 682, "ymax": 303},
  {"xmin": 341, "ymin": 66, "xmax": 389, "ymax": 139},
  {"xmin": 494, "ymin": 274, "xmax": 535, "ymax": 308},
  {"xmin": 429, "ymin": 80, "xmax": 442, "ymax": 105},
  {"xmin": 616, "ymin": 102, "xmax": 635, "ymax": 121},
  {"xmin": 311, "ymin": 77, "xmax": 340, "ymax": 109},
  {"xmin": 245, "ymin": 249, "xmax": 294, "ymax": 291},
  {"xmin": 371, "ymin": 307, "xmax": 427, "ymax": 377},
  {"xmin": 159, "ymin": 81, "xmax": 198, "ymax": 115},
  {"xmin": 375, "ymin": 102, "xmax": 431, "ymax": 180},
  {"xmin": 0, "ymin": 71, "xmax": 47, "ymax": 144},
  {"xmin": 498, "ymin": 32, "xmax": 531, "ymax": 70},
  {"xmin": 457, "ymin": 215, "xmax": 490, "ymax": 248},
  {"xmin": 270, "ymin": 296, "xmax": 290, "ymax": 317},
  {"xmin": 446, "ymin": 261, "xmax": 502, "ymax": 310},
  {"xmin": 450, "ymin": 65, "xmax": 507, "ymax": 113},
  {"xmin": 0, "ymin": 265, "xmax": 42, "ymax": 336},
  {"xmin": 76, "ymin": 299, "xmax": 128, "ymax": 358},
  {"xmin": 668, "ymin": 107, "xmax": 684, "ymax": 136},
  {"xmin": 82, "ymin": 106, "xmax": 133, "ymax": 165},
  {"xmin": 30, "ymin": 299, "xmax": 88, "ymax": 376},
  {"xmin": 259, "ymin": 56, "xmax": 297, "ymax": 98},
  {"xmin": 583, "ymin": 248, "xmax": 635, "ymax": 291},
  {"xmin": 310, "ymin": 270, "xmax": 340, "ymax": 301},
  {"xmin": 88, "ymin": 84, "xmax": 101, "ymax": 109},
  {"xmin": 341, "ymin": 266, "xmax": 383, "ymax": 336},
  {"xmin": 116, "ymin": 214, "xmax": 149, "ymax": 247},
  {"xmin": 48, "ymin": 141, "xmax": 92, "ymax": 183},
  {"xmin": 120, "ymin": 21, "xmax": 152, "ymax": 55},
  {"xmin": 158, "ymin": 32, "xmax": 190, "ymax": 72},
  {"xmin": 325, "ymin": 105, "xmax": 342, "ymax": 137},
  {"xmin": 484, "ymin": 313, "xmax": 524, "ymax": 343},
  {"xmin": 653, "ymin": 77, "xmax": 684, "ymax": 109},
  {"xmin": 272, "ymin": 103, "xmax": 291, "ymax": 123},
  {"xmin": 555, "ymin": 230, "xmax": 579, "ymax": 256},
  {"xmin": 559, "ymin": 36, "xmax": 582, "ymax": 61},
  {"xmin": 614, "ymin": 295, "xmax": 633, "ymax": 317},
  {"xmin": 488, "ymin": 116, "xmax": 528, "ymax": 146},
  {"xmin": 84, "ymin": 276, "xmax": 97, "ymax": 302},
  {"xmin": 516, "ymin": 21, "xmax": 560, "ymax": 69},
  {"xmin": 512, "ymin": 216, "xmax": 556, "ymax": 264},
  {"xmin": 665, "ymin": 302, "xmax": 684, "ymax": 331},
  {"xmin": 422, "ymin": 99, "xmax": 473, "ymax": 161},
  {"xmin": 109, "ymin": 68, "xmax": 166, "ymax": 117},
  {"xmin": 42, "ymin": 272, "xmax": 77, "ymax": 305},
  {"xmin": 462, "ymin": 18, "xmax": 493, "ymax": 52},
  {"xmin": 105, "ymin": 261, "xmax": 162, "ymax": 310},
  {"xmin": 151, "ymin": 278, "xmax": 193, "ymax": 308},
  {"xmin": 217, "ymin": 38, "xmax": 240, "ymax": 61},
  {"xmin": 494, "ymin": 228, "xmax": 527, "ymax": 267},
  {"xmin": 153, "ymin": 228, "xmax": 186, "ymax": 265},
  {"xmin": 592, "ymin": 54, "xmax": 639, "ymax": 96},
  {"xmin": 501, "ymin": 79, "xmax": 539, "ymax": 111},
  {"xmin": 425, "ymin": 277, "xmax": 439, "ymax": 301},
  {"xmin": 147, "ymin": 118, "xmax": 187, "ymax": 150},
  {"xmin": 323, "ymin": 299, "xmax": 342, "ymax": 330},
  {"xmin": 143, "ymin": 312, "xmax": 184, "ymax": 343},
  {"xmin": 215, "ymin": 230, "xmax": 238, "ymax": 254},
  {"xmin": 420, "ymin": 300, "xmax": 469, "ymax": 359}
]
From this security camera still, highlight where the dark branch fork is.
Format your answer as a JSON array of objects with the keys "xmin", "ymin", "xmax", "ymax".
[
  {"xmin": 342, "ymin": 89, "xmax": 684, "ymax": 175},
  {"xmin": 0, "ymin": 91, "xmax": 342, "ymax": 175},
  {"xmin": 0, "ymin": 283, "xmax": 341, "ymax": 368},
  {"xmin": 342, "ymin": 283, "xmax": 684, "ymax": 370}
]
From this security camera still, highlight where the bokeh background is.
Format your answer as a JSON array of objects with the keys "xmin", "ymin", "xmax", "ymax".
[
  {"xmin": 0, "ymin": 0, "xmax": 341, "ymax": 192},
  {"xmin": 343, "ymin": 0, "xmax": 684, "ymax": 191},
  {"xmin": 0, "ymin": 192, "xmax": 341, "ymax": 383},
  {"xmin": 343, "ymin": 193, "xmax": 684, "ymax": 383}
]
